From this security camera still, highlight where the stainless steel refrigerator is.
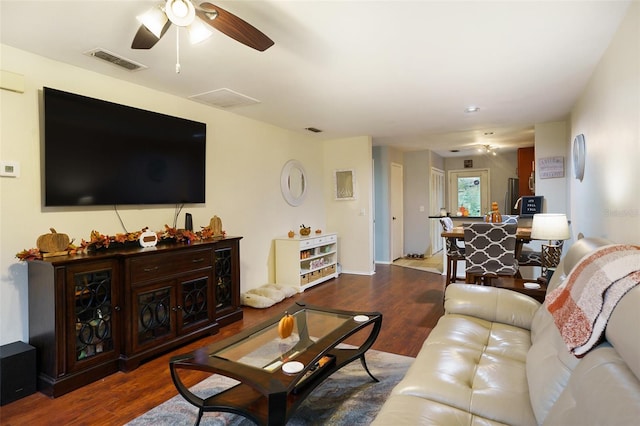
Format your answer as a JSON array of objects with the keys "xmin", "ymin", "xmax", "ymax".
[{"xmin": 505, "ymin": 178, "xmax": 520, "ymax": 215}]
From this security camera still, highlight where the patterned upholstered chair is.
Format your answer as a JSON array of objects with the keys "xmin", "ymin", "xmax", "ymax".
[
  {"xmin": 439, "ymin": 217, "xmax": 465, "ymax": 285},
  {"xmin": 502, "ymin": 214, "xmax": 519, "ymax": 225},
  {"xmin": 464, "ymin": 222, "xmax": 519, "ymax": 285}
]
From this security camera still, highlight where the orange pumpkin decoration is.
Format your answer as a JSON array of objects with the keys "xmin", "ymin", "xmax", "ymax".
[
  {"xmin": 278, "ymin": 312, "xmax": 294, "ymax": 339},
  {"xmin": 37, "ymin": 228, "xmax": 70, "ymax": 253}
]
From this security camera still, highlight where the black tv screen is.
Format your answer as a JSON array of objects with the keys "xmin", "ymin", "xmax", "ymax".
[{"xmin": 43, "ymin": 87, "xmax": 206, "ymax": 206}]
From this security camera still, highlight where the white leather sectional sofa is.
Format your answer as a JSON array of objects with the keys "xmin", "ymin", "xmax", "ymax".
[{"xmin": 373, "ymin": 237, "xmax": 640, "ymax": 425}]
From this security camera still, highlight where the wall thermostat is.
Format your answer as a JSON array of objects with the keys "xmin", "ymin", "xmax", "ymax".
[{"xmin": 0, "ymin": 161, "xmax": 20, "ymax": 178}]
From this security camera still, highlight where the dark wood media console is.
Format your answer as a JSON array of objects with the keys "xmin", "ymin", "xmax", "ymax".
[{"xmin": 27, "ymin": 237, "xmax": 243, "ymax": 398}]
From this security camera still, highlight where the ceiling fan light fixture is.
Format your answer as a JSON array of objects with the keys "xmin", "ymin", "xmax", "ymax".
[
  {"xmin": 188, "ymin": 19, "xmax": 214, "ymax": 44},
  {"xmin": 165, "ymin": 0, "xmax": 196, "ymax": 27},
  {"xmin": 137, "ymin": 5, "xmax": 168, "ymax": 38},
  {"xmin": 203, "ymin": 10, "xmax": 219, "ymax": 21},
  {"xmin": 478, "ymin": 144, "xmax": 497, "ymax": 155}
]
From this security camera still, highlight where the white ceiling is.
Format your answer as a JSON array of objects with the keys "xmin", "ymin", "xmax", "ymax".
[{"xmin": 0, "ymin": 1, "xmax": 631, "ymax": 157}]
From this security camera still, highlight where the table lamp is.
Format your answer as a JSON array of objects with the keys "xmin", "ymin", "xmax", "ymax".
[{"xmin": 530, "ymin": 213, "xmax": 570, "ymax": 282}]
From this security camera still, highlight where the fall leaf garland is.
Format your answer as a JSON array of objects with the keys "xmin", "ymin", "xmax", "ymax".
[{"xmin": 15, "ymin": 225, "xmax": 225, "ymax": 261}]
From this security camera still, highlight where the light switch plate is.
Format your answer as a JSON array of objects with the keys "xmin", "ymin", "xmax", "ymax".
[{"xmin": 0, "ymin": 161, "xmax": 20, "ymax": 177}]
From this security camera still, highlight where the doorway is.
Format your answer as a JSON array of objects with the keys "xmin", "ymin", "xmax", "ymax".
[
  {"xmin": 390, "ymin": 163, "xmax": 403, "ymax": 261},
  {"xmin": 448, "ymin": 169, "xmax": 490, "ymax": 216},
  {"xmin": 430, "ymin": 167, "xmax": 445, "ymax": 255}
]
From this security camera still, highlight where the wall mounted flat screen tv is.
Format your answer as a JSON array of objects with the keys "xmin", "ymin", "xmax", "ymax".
[{"xmin": 43, "ymin": 87, "xmax": 206, "ymax": 206}]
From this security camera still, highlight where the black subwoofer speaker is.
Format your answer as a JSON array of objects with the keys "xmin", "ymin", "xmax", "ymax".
[{"xmin": 0, "ymin": 341, "xmax": 36, "ymax": 405}]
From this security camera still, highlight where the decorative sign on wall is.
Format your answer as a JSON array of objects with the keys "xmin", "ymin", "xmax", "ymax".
[
  {"xmin": 464, "ymin": 160, "xmax": 473, "ymax": 168},
  {"xmin": 538, "ymin": 156, "xmax": 565, "ymax": 179},
  {"xmin": 519, "ymin": 196, "xmax": 543, "ymax": 218}
]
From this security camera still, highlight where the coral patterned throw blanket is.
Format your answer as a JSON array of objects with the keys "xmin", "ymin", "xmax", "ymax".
[{"xmin": 546, "ymin": 244, "xmax": 640, "ymax": 357}]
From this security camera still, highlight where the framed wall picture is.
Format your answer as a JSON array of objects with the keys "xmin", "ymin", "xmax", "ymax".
[
  {"xmin": 464, "ymin": 160, "xmax": 473, "ymax": 168},
  {"xmin": 334, "ymin": 169, "xmax": 356, "ymax": 200}
]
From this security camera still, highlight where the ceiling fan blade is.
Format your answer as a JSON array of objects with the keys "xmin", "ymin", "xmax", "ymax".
[
  {"xmin": 131, "ymin": 20, "xmax": 172, "ymax": 49},
  {"xmin": 197, "ymin": 2, "xmax": 274, "ymax": 51}
]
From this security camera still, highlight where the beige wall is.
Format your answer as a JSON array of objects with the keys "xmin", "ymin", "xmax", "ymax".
[
  {"xmin": 324, "ymin": 136, "xmax": 374, "ymax": 275},
  {"xmin": 534, "ymin": 121, "xmax": 569, "ymax": 214},
  {"xmin": 0, "ymin": 45, "xmax": 373, "ymax": 345},
  {"xmin": 569, "ymin": 2, "xmax": 640, "ymax": 244}
]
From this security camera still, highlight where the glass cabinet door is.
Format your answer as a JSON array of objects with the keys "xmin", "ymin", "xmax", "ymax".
[
  {"xmin": 68, "ymin": 260, "xmax": 119, "ymax": 372},
  {"xmin": 179, "ymin": 275, "xmax": 212, "ymax": 333},
  {"xmin": 215, "ymin": 246, "xmax": 233, "ymax": 313},
  {"xmin": 133, "ymin": 283, "xmax": 176, "ymax": 351}
]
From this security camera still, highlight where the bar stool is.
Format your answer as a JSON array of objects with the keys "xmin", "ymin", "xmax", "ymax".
[{"xmin": 439, "ymin": 218, "xmax": 465, "ymax": 285}]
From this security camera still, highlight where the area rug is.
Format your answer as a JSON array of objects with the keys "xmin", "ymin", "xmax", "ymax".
[
  {"xmin": 393, "ymin": 254, "xmax": 443, "ymax": 274},
  {"xmin": 127, "ymin": 349, "xmax": 413, "ymax": 426}
]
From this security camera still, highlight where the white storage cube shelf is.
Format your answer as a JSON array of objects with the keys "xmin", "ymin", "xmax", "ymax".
[{"xmin": 275, "ymin": 233, "xmax": 338, "ymax": 292}]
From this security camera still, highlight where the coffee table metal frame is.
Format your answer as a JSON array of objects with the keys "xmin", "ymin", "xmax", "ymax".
[{"xmin": 169, "ymin": 302, "xmax": 382, "ymax": 425}]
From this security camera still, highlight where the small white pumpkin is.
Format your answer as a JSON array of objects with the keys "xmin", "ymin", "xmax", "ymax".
[{"xmin": 139, "ymin": 229, "xmax": 158, "ymax": 248}]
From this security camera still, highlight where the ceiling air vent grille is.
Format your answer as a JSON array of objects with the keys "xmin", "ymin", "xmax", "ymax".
[
  {"xmin": 189, "ymin": 88, "xmax": 260, "ymax": 108},
  {"xmin": 84, "ymin": 48, "xmax": 147, "ymax": 71}
]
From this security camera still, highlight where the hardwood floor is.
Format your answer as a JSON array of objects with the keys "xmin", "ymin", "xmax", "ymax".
[{"xmin": 0, "ymin": 264, "xmax": 445, "ymax": 426}]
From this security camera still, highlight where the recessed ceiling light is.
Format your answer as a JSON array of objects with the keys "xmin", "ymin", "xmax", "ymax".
[
  {"xmin": 305, "ymin": 127, "xmax": 323, "ymax": 133},
  {"xmin": 465, "ymin": 106, "xmax": 480, "ymax": 113}
]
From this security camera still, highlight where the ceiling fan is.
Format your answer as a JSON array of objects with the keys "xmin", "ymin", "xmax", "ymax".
[{"xmin": 131, "ymin": 0, "xmax": 274, "ymax": 52}]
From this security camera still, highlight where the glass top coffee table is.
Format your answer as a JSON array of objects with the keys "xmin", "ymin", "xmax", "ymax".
[{"xmin": 169, "ymin": 302, "xmax": 382, "ymax": 425}]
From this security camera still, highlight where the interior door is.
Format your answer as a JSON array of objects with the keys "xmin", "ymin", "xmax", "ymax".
[
  {"xmin": 430, "ymin": 167, "xmax": 445, "ymax": 254},
  {"xmin": 448, "ymin": 169, "xmax": 490, "ymax": 216},
  {"xmin": 390, "ymin": 163, "xmax": 404, "ymax": 261}
]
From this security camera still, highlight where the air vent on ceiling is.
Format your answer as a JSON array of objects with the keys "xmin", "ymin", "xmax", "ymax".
[
  {"xmin": 84, "ymin": 48, "xmax": 147, "ymax": 71},
  {"xmin": 305, "ymin": 127, "xmax": 323, "ymax": 133},
  {"xmin": 189, "ymin": 88, "xmax": 260, "ymax": 108}
]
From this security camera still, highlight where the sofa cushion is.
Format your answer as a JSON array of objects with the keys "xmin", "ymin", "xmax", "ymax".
[
  {"xmin": 526, "ymin": 306, "xmax": 581, "ymax": 423},
  {"xmin": 373, "ymin": 394, "xmax": 512, "ymax": 426},
  {"xmin": 542, "ymin": 344, "xmax": 640, "ymax": 425},
  {"xmin": 606, "ymin": 285, "xmax": 640, "ymax": 379},
  {"xmin": 386, "ymin": 313, "xmax": 537, "ymax": 425},
  {"xmin": 445, "ymin": 284, "xmax": 540, "ymax": 330}
]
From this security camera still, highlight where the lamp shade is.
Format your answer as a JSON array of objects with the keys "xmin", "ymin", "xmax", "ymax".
[
  {"xmin": 137, "ymin": 6, "xmax": 168, "ymax": 38},
  {"xmin": 531, "ymin": 213, "xmax": 570, "ymax": 240},
  {"xmin": 188, "ymin": 19, "xmax": 213, "ymax": 44}
]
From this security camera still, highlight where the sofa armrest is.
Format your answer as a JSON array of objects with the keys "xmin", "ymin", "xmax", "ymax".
[{"xmin": 444, "ymin": 283, "xmax": 541, "ymax": 330}]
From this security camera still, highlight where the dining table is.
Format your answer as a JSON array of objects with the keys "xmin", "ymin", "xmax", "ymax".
[{"xmin": 441, "ymin": 226, "xmax": 532, "ymax": 242}]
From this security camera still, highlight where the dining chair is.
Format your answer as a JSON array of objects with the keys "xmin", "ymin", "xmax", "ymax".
[
  {"xmin": 439, "ymin": 217, "xmax": 465, "ymax": 285},
  {"xmin": 502, "ymin": 215, "xmax": 519, "ymax": 225},
  {"xmin": 464, "ymin": 222, "xmax": 519, "ymax": 285}
]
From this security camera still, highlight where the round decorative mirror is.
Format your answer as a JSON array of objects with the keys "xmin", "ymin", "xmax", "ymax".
[{"xmin": 281, "ymin": 160, "xmax": 308, "ymax": 206}]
